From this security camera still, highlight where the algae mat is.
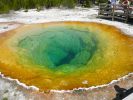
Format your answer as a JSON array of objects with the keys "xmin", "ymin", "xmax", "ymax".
[{"xmin": 0, "ymin": 22, "xmax": 132, "ymax": 91}]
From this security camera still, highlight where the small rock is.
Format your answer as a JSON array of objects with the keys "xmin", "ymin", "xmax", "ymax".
[
  {"xmin": 82, "ymin": 80, "xmax": 88, "ymax": 84},
  {"xmin": 3, "ymin": 26, "xmax": 8, "ymax": 29}
]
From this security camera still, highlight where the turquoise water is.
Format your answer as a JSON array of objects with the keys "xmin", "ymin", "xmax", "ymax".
[{"xmin": 18, "ymin": 26, "xmax": 97, "ymax": 71}]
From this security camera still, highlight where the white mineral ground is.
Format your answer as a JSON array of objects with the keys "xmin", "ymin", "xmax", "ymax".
[{"xmin": 0, "ymin": 6, "xmax": 133, "ymax": 100}]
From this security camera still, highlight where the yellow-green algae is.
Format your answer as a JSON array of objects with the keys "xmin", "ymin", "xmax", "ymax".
[{"xmin": 0, "ymin": 22, "xmax": 132, "ymax": 91}]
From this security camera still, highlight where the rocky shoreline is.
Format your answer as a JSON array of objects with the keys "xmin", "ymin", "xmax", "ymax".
[{"xmin": 0, "ymin": 72, "xmax": 133, "ymax": 100}]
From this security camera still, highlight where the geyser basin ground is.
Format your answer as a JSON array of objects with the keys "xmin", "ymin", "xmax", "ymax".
[{"xmin": 0, "ymin": 22, "xmax": 132, "ymax": 91}]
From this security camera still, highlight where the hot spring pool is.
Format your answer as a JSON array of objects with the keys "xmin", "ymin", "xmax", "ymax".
[{"xmin": 0, "ymin": 22, "xmax": 133, "ymax": 91}]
